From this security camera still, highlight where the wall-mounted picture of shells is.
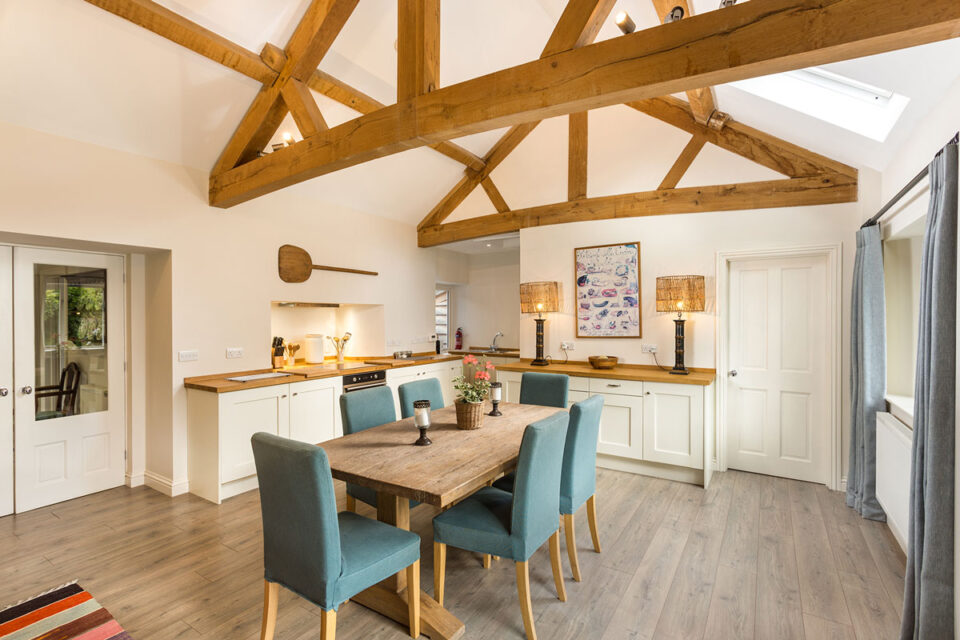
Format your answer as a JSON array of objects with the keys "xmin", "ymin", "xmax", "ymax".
[{"xmin": 574, "ymin": 242, "xmax": 641, "ymax": 338}]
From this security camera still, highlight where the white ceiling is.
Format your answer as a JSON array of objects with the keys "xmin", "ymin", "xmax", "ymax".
[{"xmin": 2, "ymin": 0, "xmax": 959, "ymax": 228}]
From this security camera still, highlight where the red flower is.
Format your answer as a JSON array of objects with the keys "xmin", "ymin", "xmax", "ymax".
[
  {"xmin": 485, "ymin": 362, "xmax": 495, "ymax": 370},
  {"xmin": 463, "ymin": 354, "xmax": 478, "ymax": 365}
]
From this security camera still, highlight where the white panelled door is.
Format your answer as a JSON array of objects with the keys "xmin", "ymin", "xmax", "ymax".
[
  {"xmin": 0, "ymin": 247, "xmax": 12, "ymax": 517},
  {"xmin": 726, "ymin": 255, "xmax": 829, "ymax": 483},
  {"xmin": 13, "ymin": 247, "xmax": 125, "ymax": 512}
]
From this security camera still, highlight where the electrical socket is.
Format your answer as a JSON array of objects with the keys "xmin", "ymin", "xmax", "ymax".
[
  {"xmin": 226, "ymin": 347, "xmax": 244, "ymax": 359},
  {"xmin": 641, "ymin": 344, "xmax": 658, "ymax": 354},
  {"xmin": 560, "ymin": 341, "xmax": 575, "ymax": 351},
  {"xmin": 178, "ymin": 349, "xmax": 199, "ymax": 362}
]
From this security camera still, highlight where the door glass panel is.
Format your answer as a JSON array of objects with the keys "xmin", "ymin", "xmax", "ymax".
[{"xmin": 34, "ymin": 265, "xmax": 108, "ymax": 420}]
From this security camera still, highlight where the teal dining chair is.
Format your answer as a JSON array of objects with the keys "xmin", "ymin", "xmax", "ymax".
[
  {"xmin": 398, "ymin": 379, "xmax": 445, "ymax": 419},
  {"xmin": 339, "ymin": 386, "xmax": 420, "ymax": 513},
  {"xmin": 432, "ymin": 412, "xmax": 569, "ymax": 640},
  {"xmin": 519, "ymin": 372, "xmax": 569, "ymax": 408},
  {"xmin": 495, "ymin": 395, "xmax": 604, "ymax": 581},
  {"xmin": 251, "ymin": 432, "xmax": 421, "ymax": 640}
]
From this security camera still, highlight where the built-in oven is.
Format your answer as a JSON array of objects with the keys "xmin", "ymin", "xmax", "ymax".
[{"xmin": 342, "ymin": 369, "xmax": 387, "ymax": 393}]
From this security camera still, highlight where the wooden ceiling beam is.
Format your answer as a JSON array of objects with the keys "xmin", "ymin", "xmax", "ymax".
[
  {"xmin": 416, "ymin": 0, "xmax": 617, "ymax": 229},
  {"xmin": 630, "ymin": 96, "xmax": 858, "ymax": 178},
  {"xmin": 481, "ymin": 178, "xmax": 511, "ymax": 213},
  {"xmin": 649, "ymin": 0, "xmax": 719, "ymax": 125},
  {"xmin": 211, "ymin": 0, "xmax": 358, "ymax": 176},
  {"xmin": 568, "ymin": 112, "xmax": 588, "ymax": 200},
  {"xmin": 397, "ymin": 0, "xmax": 440, "ymax": 101},
  {"xmin": 211, "ymin": 0, "xmax": 957, "ymax": 208},
  {"xmin": 658, "ymin": 133, "xmax": 706, "ymax": 190},
  {"xmin": 418, "ymin": 173, "xmax": 858, "ymax": 247},
  {"xmin": 282, "ymin": 78, "xmax": 328, "ymax": 137}
]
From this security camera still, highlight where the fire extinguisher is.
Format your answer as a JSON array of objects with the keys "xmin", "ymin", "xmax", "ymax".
[{"xmin": 454, "ymin": 327, "xmax": 463, "ymax": 350}]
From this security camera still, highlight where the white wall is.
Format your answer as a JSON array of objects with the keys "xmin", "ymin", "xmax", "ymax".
[
  {"xmin": 450, "ymin": 249, "xmax": 521, "ymax": 350},
  {"xmin": 0, "ymin": 120, "xmax": 455, "ymax": 492},
  {"xmin": 520, "ymin": 174, "xmax": 879, "ymax": 480}
]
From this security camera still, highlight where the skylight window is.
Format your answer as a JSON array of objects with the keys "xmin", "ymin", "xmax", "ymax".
[{"xmin": 729, "ymin": 67, "xmax": 910, "ymax": 142}]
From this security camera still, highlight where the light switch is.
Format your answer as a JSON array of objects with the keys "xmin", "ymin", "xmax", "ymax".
[
  {"xmin": 226, "ymin": 347, "xmax": 244, "ymax": 359},
  {"xmin": 178, "ymin": 349, "xmax": 199, "ymax": 362}
]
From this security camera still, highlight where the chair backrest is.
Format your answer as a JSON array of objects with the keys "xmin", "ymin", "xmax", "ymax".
[
  {"xmin": 251, "ymin": 433, "xmax": 341, "ymax": 607},
  {"xmin": 510, "ymin": 411, "xmax": 569, "ymax": 560},
  {"xmin": 561, "ymin": 395, "xmax": 604, "ymax": 513},
  {"xmin": 60, "ymin": 362, "xmax": 82, "ymax": 414},
  {"xmin": 339, "ymin": 386, "xmax": 397, "ymax": 434},
  {"xmin": 398, "ymin": 378, "xmax": 445, "ymax": 419},
  {"xmin": 519, "ymin": 372, "xmax": 569, "ymax": 408}
]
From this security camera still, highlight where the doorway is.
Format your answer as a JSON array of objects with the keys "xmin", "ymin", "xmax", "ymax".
[
  {"xmin": 0, "ymin": 246, "xmax": 126, "ymax": 514},
  {"xmin": 717, "ymin": 246, "xmax": 841, "ymax": 488}
]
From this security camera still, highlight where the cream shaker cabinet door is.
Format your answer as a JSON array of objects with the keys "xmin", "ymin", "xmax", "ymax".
[
  {"xmin": 220, "ymin": 385, "xmax": 290, "ymax": 483},
  {"xmin": 642, "ymin": 382, "xmax": 704, "ymax": 469},
  {"xmin": 289, "ymin": 378, "xmax": 342, "ymax": 444},
  {"xmin": 594, "ymin": 392, "xmax": 644, "ymax": 459},
  {"xmin": 497, "ymin": 371, "xmax": 523, "ymax": 404}
]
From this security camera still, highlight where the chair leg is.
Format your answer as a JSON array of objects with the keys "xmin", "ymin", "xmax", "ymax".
[
  {"xmin": 346, "ymin": 494, "xmax": 356, "ymax": 513},
  {"xmin": 320, "ymin": 608, "xmax": 336, "ymax": 640},
  {"xmin": 433, "ymin": 542, "xmax": 446, "ymax": 607},
  {"xmin": 515, "ymin": 561, "xmax": 537, "ymax": 640},
  {"xmin": 586, "ymin": 494, "xmax": 601, "ymax": 553},
  {"xmin": 563, "ymin": 513, "xmax": 581, "ymax": 582},
  {"xmin": 260, "ymin": 581, "xmax": 279, "ymax": 640},
  {"xmin": 483, "ymin": 554, "xmax": 491, "ymax": 569},
  {"xmin": 548, "ymin": 530, "xmax": 567, "ymax": 602},
  {"xmin": 406, "ymin": 560, "xmax": 420, "ymax": 638}
]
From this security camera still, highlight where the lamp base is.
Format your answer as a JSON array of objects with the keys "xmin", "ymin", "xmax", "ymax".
[
  {"xmin": 532, "ymin": 317, "xmax": 549, "ymax": 366},
  {"xmin": 669, "ymin": 368, "xmax": 690, "ymax": 375},
  {"xmin": 671, "ymin": 317, "xmax": 689, "ymax": 375},
  {"xmin": 530, "ymin": 358, "xmax": 549, "ymax": 367}
]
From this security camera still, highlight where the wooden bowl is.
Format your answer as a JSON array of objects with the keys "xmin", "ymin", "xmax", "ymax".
[{"xmin": 588, "ymin": 356, "xmax": 619, "ymax": 370}]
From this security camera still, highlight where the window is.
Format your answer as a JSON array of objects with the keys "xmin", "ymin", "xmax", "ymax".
[
  {"xmin": 435, "ymin": 289, "xmax": 450, "ymax": 351},
  {"xmin": 729, "ymin": 67, "xmax": 910, "ymax": 142}
]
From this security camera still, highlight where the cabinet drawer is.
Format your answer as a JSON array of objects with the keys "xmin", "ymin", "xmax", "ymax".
[
  {"xmin": 569, "ymin": 376, "xmax": 590, "ymax": 392},
  {"xmin": 568, "ymin": 390, "xmax": 589, "ymax": 408},
  {"xmin": 589, "ymin": 377, "xmax": 644, "ymax": 397}
]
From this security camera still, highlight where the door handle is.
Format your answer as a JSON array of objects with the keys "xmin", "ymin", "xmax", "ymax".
[
  {"xmin": 728, "ymin": 370, "xmax": 738, "ymax": 377},
  {"xmin": 21, "ymin": 385, "xmax": 33, "ymax": 395},
  {"xmin": 0, "ymin": 387, "xmax": 7, "ymax": 397}
]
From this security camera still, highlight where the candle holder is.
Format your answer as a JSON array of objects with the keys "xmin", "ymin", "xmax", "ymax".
[
  {"xmin": 413, "ymin": 400, "xmax": 432, "ymax": 446},
  {"xmin": 488, "ymin": 382, "xmax": 503, "ymax": 417}
]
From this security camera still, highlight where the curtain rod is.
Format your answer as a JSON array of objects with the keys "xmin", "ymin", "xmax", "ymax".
[{"xmin": 861, "ymin": 132, "xmax": 960, "ymax": 229}]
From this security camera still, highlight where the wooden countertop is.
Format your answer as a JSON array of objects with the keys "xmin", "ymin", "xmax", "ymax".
[
  {"xmin": 184, "ymin": 354, "xmax": 465, "ymax": 393},
  {"xmin": 496, "ymin": 360, "xmax": 716, "ymax": 386},
  {"xmin": 449, "ymin": 349, "xmax": 520, "ymax": 357}
]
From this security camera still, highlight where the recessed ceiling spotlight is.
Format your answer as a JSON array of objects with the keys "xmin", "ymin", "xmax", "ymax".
[
  {"xmin": 663, "ymin": 6, "xmax": 685, "ymax": 23},
  {"xmin": 615, "ymin": 11, "xmax": 636, "ymax": 35},
  {"xmin": 281, "ymin": 132, "xmax": 295, "ymax": 146}
]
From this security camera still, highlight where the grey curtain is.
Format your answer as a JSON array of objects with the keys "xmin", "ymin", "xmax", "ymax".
[
  {"xmin": 847, "ymin": 223, "xmax": 887, "ymax": 520},
  {"xmin": 901, "ymin": 140, "xmax": 958, "ymax": 640}
]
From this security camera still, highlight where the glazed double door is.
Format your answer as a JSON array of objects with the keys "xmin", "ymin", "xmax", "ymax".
[{"xmin": 0, "ymin": 246, "xmax": 125, "ymax": 515}]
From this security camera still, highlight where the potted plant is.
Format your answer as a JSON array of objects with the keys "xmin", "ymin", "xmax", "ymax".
[{"xmin": 453, "ymin": 354, "xmax": 495, "ymax": 430}]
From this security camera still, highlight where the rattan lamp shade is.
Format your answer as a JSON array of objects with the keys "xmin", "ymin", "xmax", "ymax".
[
  {"xmin": 520, "ymin": 281, "xmax": 560, "ymax": 314},
  {"xmin": 656, "ymin": 275, "xmax": 705, "ymax": 313}
]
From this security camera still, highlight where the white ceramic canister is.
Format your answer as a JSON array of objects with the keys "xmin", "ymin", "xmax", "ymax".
[{"xmin": 304, "ymin": 334, "xmax": 325, "ymax": 363}]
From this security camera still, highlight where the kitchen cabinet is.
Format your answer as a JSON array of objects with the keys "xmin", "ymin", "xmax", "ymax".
[
  {"xmin": 386, "ymin": 361, "xmax": 461, "ymax": 415},
  {"xmin": 497, "ymin": 370, "xmax": 523, "ymax": 403},
  {"xmin": 594, "ymin": 392, "xmax": 644, "ymax": 459},
  {"xmin": 642, "ymin": 382, "xmax": 703, "ymax": 469},
  {"xmin": 187, "ymin": 375, "xmax": 342, "ymax": 504}
]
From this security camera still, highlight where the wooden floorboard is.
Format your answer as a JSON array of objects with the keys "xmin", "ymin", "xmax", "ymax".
[{"xmin": 0, "ymin": 470, "xmax": 904, "ymax": 640}]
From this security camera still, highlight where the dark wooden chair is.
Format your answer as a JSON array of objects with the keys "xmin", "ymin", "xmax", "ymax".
[{"xmin": 35, "ymin": 362, "xmax": 82, "ymax": 418}]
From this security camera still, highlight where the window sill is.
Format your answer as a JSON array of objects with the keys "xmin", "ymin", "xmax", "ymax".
[{"xmin": 885, "ymin": 394, "xmax": 914, "ymax": 429}]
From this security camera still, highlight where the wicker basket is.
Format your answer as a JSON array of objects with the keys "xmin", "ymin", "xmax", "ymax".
[{"xmin": 455, "ymin": 400, "xmax": 485, "ymax": 430}]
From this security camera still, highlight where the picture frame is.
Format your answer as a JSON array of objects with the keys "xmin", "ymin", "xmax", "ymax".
[{"xmin": 574, "ymin": 242, "xmax": 641, "ymax": 338}]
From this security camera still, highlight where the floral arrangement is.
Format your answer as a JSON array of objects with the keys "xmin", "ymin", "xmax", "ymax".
[{"xmin": 453, "ymin": 354, "xmax": 496, "ymax": 404}]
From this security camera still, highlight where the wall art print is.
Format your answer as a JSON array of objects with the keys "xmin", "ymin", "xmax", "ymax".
[{"xmin": 575, "ymin": 242, "xmax": 641, "ymax": 338}]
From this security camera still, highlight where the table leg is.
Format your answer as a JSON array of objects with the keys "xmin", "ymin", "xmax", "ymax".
[{"xmin": 347, "ymin": 491, "xmax": 465, "ymax": 640}]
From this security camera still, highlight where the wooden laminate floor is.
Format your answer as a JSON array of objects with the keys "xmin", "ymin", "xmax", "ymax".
[{"xmin": 1, "ymin": 470, "xmax": 905, "ymax": 640}]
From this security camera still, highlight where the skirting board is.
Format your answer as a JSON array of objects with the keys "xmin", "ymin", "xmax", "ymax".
[
  {"xmin": 144, "ymin": 470, "xmax": 189, "ymax": 497},
  {"xmin": 125, "ymin": 473, "xmax": 145, "ymax": 488},
  {"xmin": 597, "ymin": 454, "xmax": 704, "ymax": 486}
]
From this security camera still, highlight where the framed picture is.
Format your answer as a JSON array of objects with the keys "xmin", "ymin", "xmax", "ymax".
[{"xmin": 574, "ymin": 242, "xmax": 641, "ymax": 338}]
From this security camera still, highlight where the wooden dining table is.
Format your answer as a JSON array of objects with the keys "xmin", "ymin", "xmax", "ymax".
[{"xmin": 319, "ymin": 401, "xmax": 567, "ymax": 640}]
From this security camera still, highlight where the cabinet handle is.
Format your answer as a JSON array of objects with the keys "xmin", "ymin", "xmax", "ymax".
[
  {"xmin": 606, "ymin": 383, "xmax": 621, "ymax": 388},
  {"xmin": 281, "ymin": 394, "xmax": 287, "ymax": 399},
  {"xmin": 645, "ymin": 391, "xmax": 650, "ymax": 395},
  {"xmin": 292, "ymin": 392, "xmax": 298, "ymax": 397}
]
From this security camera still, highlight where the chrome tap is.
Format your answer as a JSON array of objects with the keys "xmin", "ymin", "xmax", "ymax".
[{"xmin": 490, "ymin": 331, "xmax": 504, "ymax": 351}]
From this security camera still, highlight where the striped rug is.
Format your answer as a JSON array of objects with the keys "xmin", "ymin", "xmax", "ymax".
[{"xmin": 0, "ymin": 583, "xmax": 131, "ymax": 640}]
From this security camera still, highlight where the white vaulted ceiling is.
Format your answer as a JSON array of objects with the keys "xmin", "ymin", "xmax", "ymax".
[{"xmin": 2, "ymin": 0, "xmax": 959, "ymax": 226}]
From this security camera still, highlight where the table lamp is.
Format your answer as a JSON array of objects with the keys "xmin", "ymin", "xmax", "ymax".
[
  {"xmin": 520, "ymin": 281, "xmax": 560, "ymax": 366},
  {"xmin": 655, "ymin": 275, "xmax": 705, "ymax": 375}
]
